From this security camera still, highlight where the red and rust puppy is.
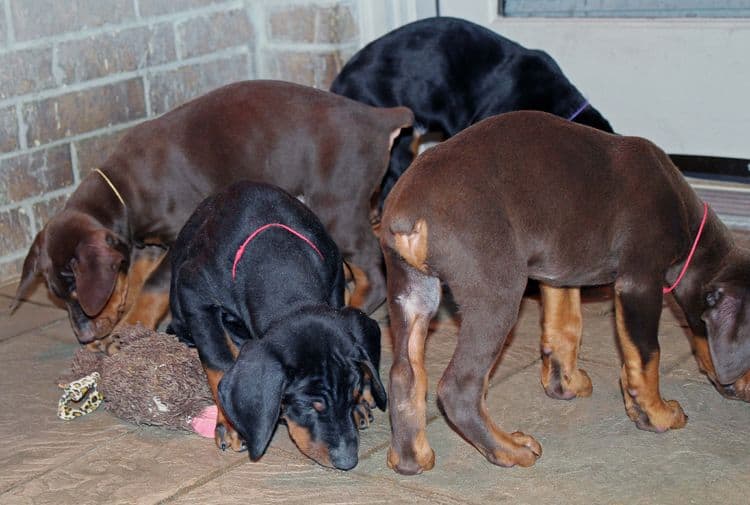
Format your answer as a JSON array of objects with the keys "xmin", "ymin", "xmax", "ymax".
[
  {"xmin": 13, "ymin": 80, "xmax": 412, "ymax": 350},
  {"xmin": 168, "ymin": 181, "xmax": 386, "ymax": 470},
  {"xmin": 379, "ymin": 111, "xmax": 750, "ymax": 475}
]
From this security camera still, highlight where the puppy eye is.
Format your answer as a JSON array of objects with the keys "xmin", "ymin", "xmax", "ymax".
[{"xmin": 312, "ymin": 401, "xmax": 326, "ymax": 413}]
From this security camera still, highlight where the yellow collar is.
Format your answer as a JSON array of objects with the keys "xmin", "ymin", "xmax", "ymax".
[{"xmin": 93, "ymin": 168, "xmax": 126, "ymax": 207}]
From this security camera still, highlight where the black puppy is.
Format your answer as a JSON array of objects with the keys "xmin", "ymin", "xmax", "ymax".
[
  {"xmin": 331, "ymin": 16, "xmax": 613, "ymax": 207},
  {"xmin": 168, "ymin": 181, "xmax": 386, "ymax": 470}
]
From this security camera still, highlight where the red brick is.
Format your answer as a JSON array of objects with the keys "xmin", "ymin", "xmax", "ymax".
[
  {"xmin": 33, "ymin": 194, "xmax": 68, "ymax": 230},
  {"xmin": 148, "ymin": 55, "xmax": 250, "ymax": 115},
  {"xmin": 57, "ymin": 25, "xmax": 176, "ymax": 84},
  {"xmin": 138, "ymin": 0, "xmax": 211, "ymax": 17},
  {"xmin": 0, "ymin": 47, "xmax": 55, "ymax": 99},
  {"xmin": 264, "ymin": 50, "xmax": 343, "ymax": 89},
  {"xmin": 23, "ymin": 79, "xmax": 146, "ymax": 145},
  {"xmin": 74, "ymin": 130, "xmax": 128, "ymax": 177},
  {"xmin": 1, "ymin": 107, "xmax": 19, "ymax": 153},
  {"xmin": 268, "ymin": 6, "xmax": 316, "ymax": 43},
  {"xmin": 316, "ymin": 4, "xmax": 357, "ymax": 43},
  {"xmin": 268, "ymin": 4, "xmax": 357, "ymax": 44},
  {"xmin": 177, "ymin": 9, "xmax": 254, "ymax": 59},
  {"xmin": 10, "ymin": 0, "xmax": 136, "ymax": 41},
  {"xmin": 0, "ymin": 207, "xmax": 33, "ymax": 255},
  {"xmin": 0, "ymin": 145, "xmax": 73, "ymax": 205}
]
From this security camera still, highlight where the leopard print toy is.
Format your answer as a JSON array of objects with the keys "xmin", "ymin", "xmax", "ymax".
[{"xmin": 57, "ymin": 372, "xmax": 104, "ymax": 420}]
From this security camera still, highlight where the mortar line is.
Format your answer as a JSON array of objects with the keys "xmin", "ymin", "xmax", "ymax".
[
  {"xmin": 0, "ymin": 0, "xmax": 245, "ymax": 54},
  {"xmin": 0, "ymin": 46, "xmax": 248, "ymax": 109}
]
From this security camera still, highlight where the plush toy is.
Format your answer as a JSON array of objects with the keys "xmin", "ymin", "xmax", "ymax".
[{"xmin": 57, "ymin": 325, "xmax": 217, "ymax": 437}]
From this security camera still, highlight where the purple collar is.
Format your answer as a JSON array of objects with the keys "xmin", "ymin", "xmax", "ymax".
[{"xmin": 567, "ymin": 100, "xmax": 589, "ymax": 121}]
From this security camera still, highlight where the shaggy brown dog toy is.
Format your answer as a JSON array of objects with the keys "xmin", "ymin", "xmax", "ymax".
[{"xmin": 57, "ymin": 325, "xmax": 215, "ymax": 435}]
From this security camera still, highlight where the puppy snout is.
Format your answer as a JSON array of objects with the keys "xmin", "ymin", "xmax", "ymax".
[{"xmin": 330, "ymin": 447, "xmax": 358, "ymax": 470}]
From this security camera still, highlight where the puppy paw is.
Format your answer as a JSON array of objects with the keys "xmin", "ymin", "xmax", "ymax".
[
  {"xmin": 486, "ymin": 432, "xmax": 542, "ymax": 468},
  {"xmin": 215, "ymin": 422, "xmax": 246, "ymax": 452},
  {"xmin": 544, "ymin": 367, "xmax": 592, "ymax": 400},
  {"xmin": 353, "ymin": 401, "xmax": 374, "ymax": 430},
  {"xmin": 625, "ymin": 397, "xmax": 687, "ymax": 433},
  {"xmin": 387, "ymin": 445, "xmax": 435, "ymax": 475}
]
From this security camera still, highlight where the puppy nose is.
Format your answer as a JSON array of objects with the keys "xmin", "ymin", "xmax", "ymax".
[{"xmin": 331, "ymin": 451, "xmax": 358, "ymax": 471}]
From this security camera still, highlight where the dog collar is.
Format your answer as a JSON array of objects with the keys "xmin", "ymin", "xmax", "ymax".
[
  {"xmin": 567, "ymin": 100, "xmax": 589, "ymax": 121},
  {"xmin": 663, "ymin": 201, "xmax": 709, "ymax": 294},
  {"xmin": 93, "ymin": 168, "xmax": 126, "ymax": 207},
  {"xmin": 232, "ymin": 223, "xmax": 324, "ymax": 280}
]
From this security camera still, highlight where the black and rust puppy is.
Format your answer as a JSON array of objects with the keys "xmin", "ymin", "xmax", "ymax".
[
  {"xmin": 379, "ymin": 111, "xmax": 750, "ymax": 475},
  {"xmin": 331, "ymin": 16, "xmax": 613, "ymax": 207},
  {"xmin": 168, "ymin": 181, "xmax": 386, "ymax": 470}
]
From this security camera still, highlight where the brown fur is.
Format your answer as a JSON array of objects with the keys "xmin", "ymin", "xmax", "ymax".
[
  {"xmin": 379, "ymin": 111, "xmax": 750, "ymax": 474},
  {"xmin": 13, "ymin": 80, "xmax": 413, "ymax": 346}
]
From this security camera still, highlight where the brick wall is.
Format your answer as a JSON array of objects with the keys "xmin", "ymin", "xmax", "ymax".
[{"xmin": 0, "ymin": 0, "xmax": 359, "ymax": 285}]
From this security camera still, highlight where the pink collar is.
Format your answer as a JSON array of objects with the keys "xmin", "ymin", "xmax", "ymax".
[
  {"xmin": 232, "ymin": 223, "xmax": 323, "ymax": 280},
  {"xmin": 663, "ymin": 202, "xmax": 709, "ymax": 294}
]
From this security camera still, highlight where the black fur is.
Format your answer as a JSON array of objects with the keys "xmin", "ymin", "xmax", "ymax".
[
  {"xmin": 331, "ymin": 16, "xmax": 613, "ymax": 207},
  {"xmin": 168, "ymin": 181, "xmax": 385, "ymax": 470}
]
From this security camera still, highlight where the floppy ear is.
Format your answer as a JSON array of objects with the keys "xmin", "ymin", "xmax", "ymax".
[
  {"xmin": 360, "ymin": 358, "xmax": 387, "ymax": 411},
  {"xmin": 73, "ymin": 233, "xmax": 125, "ymax": 316},
  {"xmin": 11, "ymin": 230, "xmax": 46, "ymax": 312},
  {"xmin": 342, "ymin": 307, "xmax": 387, "ymax": 410},
  {"xmin": 218, "ymin": 344, "xmax": 287, "ymax": 461},
  {"xmin": 702, "ymin": 286, "xmax": 750, "ymax": 385}
]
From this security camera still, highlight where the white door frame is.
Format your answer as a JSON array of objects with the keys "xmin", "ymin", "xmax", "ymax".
[{"xmin": 438, "ymin": 0, "xmax": 750, "ymax": 159}]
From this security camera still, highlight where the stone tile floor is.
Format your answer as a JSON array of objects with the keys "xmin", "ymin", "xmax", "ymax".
[{"xmin": 1, "ymin": 241, "xmax": 749, "ymax": 504}]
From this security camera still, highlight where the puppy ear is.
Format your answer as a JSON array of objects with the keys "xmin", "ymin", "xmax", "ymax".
[
  {"xmin": 360, "ymin": 358, "xmax": 387, "ymax": 411},
  {"xmin": 218, "ymin": 344, "xmax": 287, "ymax": 461},
  {"xmin": 11, "ymin": 230, "xmax": 46, "ymax": 312},
  {"xmin": 73, "ymin": 232, "xmax": 125, "ymax": 316},
  {"xmin": 342, "ymin": 307, "xmax": 387, "ymax": 410},
  {"xmin": 342, "ymin": 307, "xmax": 382, "ymax": 369},
  {"xmin": 702, "ymin": 286, "xmax": 750, "ymax": 385}
]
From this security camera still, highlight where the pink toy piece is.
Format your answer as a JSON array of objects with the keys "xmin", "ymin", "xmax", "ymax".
[{"xmin": 190, "ymin": 405, "xmax": 218, "ymax": 438}]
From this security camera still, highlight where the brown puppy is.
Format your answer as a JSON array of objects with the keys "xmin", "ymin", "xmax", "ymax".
[
  {"xmin": 380, "ymin": 110, "xmax": 750, "ymax": 475},
  {"xmin": 13, "ymin": 80, "xmax": 412, "ymax": 349}
]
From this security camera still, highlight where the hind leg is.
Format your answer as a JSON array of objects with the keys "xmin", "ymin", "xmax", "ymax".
[
  {"xmin": 383, "ymin": 248, "xmax": 441, "ymax": 475},
  {"xmin": 437, "ymin": 280, "xmax": 542, "ymax": 468},
  {"xmin": 539, "ymin": 284, "xmax": 592, "ymax": 399}
]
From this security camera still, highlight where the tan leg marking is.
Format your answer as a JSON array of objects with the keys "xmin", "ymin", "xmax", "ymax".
[
  {"xmin": 205, "ymin": 366, "xmax": 244, "ymax": 451},
  {"xmin": 345, "ymin": 262, "xmax": 371, "ymax": 309},
  {"xmin": 120, "ymin": 253, "xmax": 169, "ymax": 330},
  {"xmin": 392, "ymin": 219, "xmax": 429, "ymax": 273},
  {"xmin": 540, "ymin": 284, "xmax": 592, "ymax": 399},
  {"xmin": 387, "ymin": 308, "xmax": 435, "ymax": 472},
  {"xmin": 284, "ymin": 417, "xmax": 332, "ymax": 467},
  {"xmin": 615, "ymin": 294, "xmax": 687, "ymax": 432}
]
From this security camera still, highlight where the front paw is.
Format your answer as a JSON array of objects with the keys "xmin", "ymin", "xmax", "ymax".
[
  {"xmin": 353, "ymin": 401, "xmax": 374, "ymax": 430},
  {"xmin": 215, "ymin": 422, "xmax": 246, "ymax": 452},
  {"xmin": 543, "ymin": 366, "xmax": 593, "ymax": 400},
  {"xmin": 624, "ymin": 395, "xmax": 687, "ymax": 433},
  {"xmin": 387, "ymin": 444, "xmax": 435, "ymax": 475}
]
